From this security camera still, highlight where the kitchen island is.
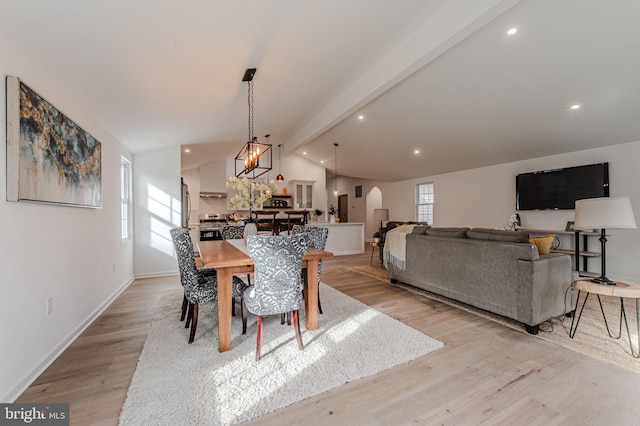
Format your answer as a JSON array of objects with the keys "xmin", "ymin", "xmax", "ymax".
[{"xmin": 307, "ymin": 222, "xmax": 364, "ymax": 255}]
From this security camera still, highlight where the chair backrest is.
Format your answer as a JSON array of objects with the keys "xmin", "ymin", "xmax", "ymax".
[
  {"xmin": 220, "ymin": 225, "xmax": 244, "ymax": 240},
  {"xmin": 170, "ymin": 227, "xmax": 216, "ymax": 302},
  {"xmin": 170, "ymin": 227, "xmax": 199, "ymax": 287},
  {"xmin": 246, "ymin": 234, "xmax": 310, "ymax": 315},
  {"xmin": 291, "ymin": 225, "xmax": 328, "ymax": 282},
  {"xmin": 291, "ymin": 225, "xmax": 328, "ymax": 250}
]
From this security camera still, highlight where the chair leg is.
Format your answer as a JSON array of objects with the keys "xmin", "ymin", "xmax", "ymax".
[
  {"xmin": 256, "ymin": 316, "xmax": 262, "ymax": 361},
  {"xmin": 280, "ymin": 313, "xmax": 286, "ymax": 325},
  {"xmin": 232, "ymin": 297, "xmax": 236, "ymax": 317},
  {"xmin": 188, "ymin": 303, "xmax": 199, "ymax": 344},
  {"xmin": 287, "ymin": 311, "xmax": 292, "ymax": 325},
  {"xmin": 318, "ymin": 284, "xmax": 323, "ymax": 315},
  {"xmin": 185, "ymin": 303, "xmax": 194, "ymax": 328},
  {"xmin": 180, "ymin": 294, "xmax": 188, "ymax": 321},
  {"xmin": 293, "ymin": 310, "xmax": 304, "ymax": 351},
  {"xmin": 241, "ymin": 299, "xmax": 248, "ymax": 335}
]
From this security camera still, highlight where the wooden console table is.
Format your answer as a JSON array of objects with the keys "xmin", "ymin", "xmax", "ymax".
[{"xmin": 569, "ymin": 278, "xmax": 640, "ymax": 358}]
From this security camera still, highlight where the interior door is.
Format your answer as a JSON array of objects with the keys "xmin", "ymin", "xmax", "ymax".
[{"xmin": 338, "ymin": 194, "xmax": 348, "ymax": 223}]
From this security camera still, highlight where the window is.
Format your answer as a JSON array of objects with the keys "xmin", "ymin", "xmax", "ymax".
[
  {"xmin": 120, "ymin": 156, "xmax": 131, "ymax": 239},
  {"xmin": 416, "ymin": 182, "xmax": 434, "ymax": 224}
]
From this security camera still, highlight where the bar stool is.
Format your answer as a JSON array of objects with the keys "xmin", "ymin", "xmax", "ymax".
[
  {"xmin": 253, "ymin": 210, "xmax": 278, "ymax": 235},
  {"xmin": 284, "ymin": 210, "xmax": 309, "ymax": 234}
]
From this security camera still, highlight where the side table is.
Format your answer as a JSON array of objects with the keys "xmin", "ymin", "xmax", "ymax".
[
  {"xmin": 569, "ymin": 278, "xmax": 640, "ymax": 358},
  {"xmin": 370, "ymin": 241, "xmax": 384, "ymax": 266}
]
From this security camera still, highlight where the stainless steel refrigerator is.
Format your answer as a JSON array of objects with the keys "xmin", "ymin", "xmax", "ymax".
[{"xmin": 181, "ymin": 177, "xmax": 191, "ymax": 228}]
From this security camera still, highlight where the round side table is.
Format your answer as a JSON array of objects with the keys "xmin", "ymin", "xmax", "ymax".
[{"xmin": 570, "ymin": 278, "xmax": 640, "ymax": 358}]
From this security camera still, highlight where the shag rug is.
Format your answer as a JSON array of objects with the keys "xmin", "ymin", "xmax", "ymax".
[
  {"xmin": 119, "ymin": 284, "xmax": 443, "ymax": 425},
  {"xmin": 348, "ymin": 265, "xmax": 640, "ymax": 374}
]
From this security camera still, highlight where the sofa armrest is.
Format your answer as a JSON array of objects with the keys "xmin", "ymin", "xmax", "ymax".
[{"xmin": 517, "ymin": 254, "xmax": 573, "ymax": 326}]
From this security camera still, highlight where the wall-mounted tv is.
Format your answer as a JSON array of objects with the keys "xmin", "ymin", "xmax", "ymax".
[{"xmin": 516, "ymin": 163, "xmax": 609, "ymax": 210}]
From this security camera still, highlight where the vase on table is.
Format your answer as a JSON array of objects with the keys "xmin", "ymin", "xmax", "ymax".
[
  {"xmin": 329, "ymin": 215, "xmax": 336, "ymax": 223},
  {"xmin": 244, "ymin": 222, "xmax": 257, "ymax": 242}
]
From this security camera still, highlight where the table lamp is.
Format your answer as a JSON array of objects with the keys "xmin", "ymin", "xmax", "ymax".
[
  {"xmin": 373, "ymin": 208, "xmax": 389, "ymax": 241},
  {"xmin": 573, "ymin": 197, "xmax": 637, "ymax": 285}
]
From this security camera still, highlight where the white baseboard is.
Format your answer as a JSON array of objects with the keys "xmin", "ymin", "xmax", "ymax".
[
  {"xmin": 4, "ymin": 276, "xmax": 135, "ymax": 402},
  {"xmin": 134, "ymin": 270, "xmax": 178, "ymax": 279}
]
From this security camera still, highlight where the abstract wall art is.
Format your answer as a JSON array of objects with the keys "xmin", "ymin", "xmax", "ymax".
[{"xmin": 6, "ymin": 76, "xmax": 102, "ymax": 208}]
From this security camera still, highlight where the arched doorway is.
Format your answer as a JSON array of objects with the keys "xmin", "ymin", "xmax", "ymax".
[{"xmin": 366, "ymin": 187, "xmax": 382, "ymax": 241}]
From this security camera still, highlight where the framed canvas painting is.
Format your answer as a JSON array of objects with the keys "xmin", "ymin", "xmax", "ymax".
[{"xmin": 6, "ymin": 76, "xmax": 102, "ymax": 208}]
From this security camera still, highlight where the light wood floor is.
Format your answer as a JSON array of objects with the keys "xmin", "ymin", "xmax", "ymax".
[{"xmin": 18, "ymin": 249, "xmax": 640, "ymax": 425}]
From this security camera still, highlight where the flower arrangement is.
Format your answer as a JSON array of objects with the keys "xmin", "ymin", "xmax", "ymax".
[
  {"xmin": 314, "ymin": 208, "xmax": 324, "ymax": 217},
  {"xmin": 328, "ymin": 205, "xmax": 337, "ymax": 216},
  {"xmin": 226, "ymin": 177, "xmax": 276, "ymax": 220}
]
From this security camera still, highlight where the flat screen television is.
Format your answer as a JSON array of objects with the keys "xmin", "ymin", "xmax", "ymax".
[{"xmin": 516, "ymin": 163, "xmax": 609, "ymax": 210}]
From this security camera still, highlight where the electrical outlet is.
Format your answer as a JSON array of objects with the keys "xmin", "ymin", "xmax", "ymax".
[{"xmin": 46, "ymin": 297, "xmax": 53, "ymax": 315}]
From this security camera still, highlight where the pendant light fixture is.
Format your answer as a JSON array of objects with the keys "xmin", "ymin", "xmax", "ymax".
[
  {"xmin": 334, "ymin": 143, "xmax": 339, "ymax": 195},
  {"xmin": 234, "ymin": 68, "xmax": 272, "ymax": 178},
  {"xmin": 276, "ymin": 144, "xmax": 284, "ymax": 182}
]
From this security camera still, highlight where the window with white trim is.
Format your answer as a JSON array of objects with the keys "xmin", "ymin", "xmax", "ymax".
[
  {"xmin": 416, "ymin": 182, "xmax": 434, "ymax": 224},
  {"xmin": 120, "ymin": 156, "xmax": 131, "ymax": 240}
]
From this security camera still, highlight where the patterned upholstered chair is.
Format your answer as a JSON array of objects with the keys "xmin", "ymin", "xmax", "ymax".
[
  {"xmin": 292, "ymin": 225, "xmax": 328, "ymax": 314},
  {"xmin": 170, "ymin": 227, "xmax": 248, "ymax": 343},
  {"xmin": 221, "ymin": 225, "xmax": 252, "ymax": 287},
  {"xmin": 220, "ymin": 225, "xmax": 245, "ymax": 240},
  {"xmin": 243, "ymin": 234, "xmax": 310, "ymax": 360}
]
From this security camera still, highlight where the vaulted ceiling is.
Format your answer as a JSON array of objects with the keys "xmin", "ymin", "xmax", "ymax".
[{"xmin": 2, "ymin": 0, "xmax": 640, "ymax": 181}]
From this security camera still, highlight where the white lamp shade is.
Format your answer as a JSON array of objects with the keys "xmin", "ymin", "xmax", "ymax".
[
  {"xmin": 574, "ymin": 197, "xmax": 637, "ymax": 230},
  {"xmin": 373, "ymin": 208, "xmax": 389, "ymax": 222}
]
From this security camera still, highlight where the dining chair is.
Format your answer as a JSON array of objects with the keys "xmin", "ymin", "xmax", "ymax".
[
  {"xmin": 170, "ymin": 227, "xmax": 248, "ymax": 343},
  {"xmin": 292, "ymin": 225, "xmax": 328, "ymax": 315},
  {"xmin": 220, "ymin": 224, "xmax": 252, "ymax": 286},
  {"xmin": 243, "ymin": 233, "xmax": 310, "ymax": 360}
]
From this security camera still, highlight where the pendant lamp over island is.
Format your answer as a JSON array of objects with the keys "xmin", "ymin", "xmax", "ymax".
[{"xmin": 276, "ymin": 144, "xmax": 284, "ymax": 182}]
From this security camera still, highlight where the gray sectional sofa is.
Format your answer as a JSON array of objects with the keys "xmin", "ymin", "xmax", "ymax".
[{"xmin": 385, "ymin": 226, "xmax": 573, "ymax": 334}]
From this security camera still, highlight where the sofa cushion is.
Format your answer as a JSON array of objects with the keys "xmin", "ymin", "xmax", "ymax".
[
  {"xmin": 412, "ymin": 225, "xmax": 430, "ymax": 235},
  {"xmin": 529, "ymin": 234, "xmax": 556, "ymax": 255},
  {"xmin": 425, "ymin": 227, "xmax": 469, "ymax": 238},
  {"xmin": 466, "ymin": 228, "xmax": 529, "ymax": 243}
]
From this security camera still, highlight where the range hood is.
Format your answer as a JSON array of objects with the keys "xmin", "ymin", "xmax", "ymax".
[{"xmin": 199, "ymin": 191, "xmax": 227, "ymax": 198}]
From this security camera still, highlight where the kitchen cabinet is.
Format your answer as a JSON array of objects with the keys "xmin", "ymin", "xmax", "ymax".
[{"xmin": 289, "ymin": 180, "xmax": 314, "ymax": 209}]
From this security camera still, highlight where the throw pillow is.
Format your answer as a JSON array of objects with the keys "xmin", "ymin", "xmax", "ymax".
[{"xmin": 529, "ymin": 234, "xmax": 556, "ymax": 255}]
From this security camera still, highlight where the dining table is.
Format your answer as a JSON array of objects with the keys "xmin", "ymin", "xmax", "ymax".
[{"xmin": 198, "ymin": 239, "xmax": 334, "ymax": 352}]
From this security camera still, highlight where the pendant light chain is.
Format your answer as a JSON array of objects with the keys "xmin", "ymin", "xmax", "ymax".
[
  {"xmin": 247, "ymin": 80, "xmax": 254, "ymax": 142},
  {"xmin": 334, "ymin": 143, "xmax": 339, "ymax": 193}
]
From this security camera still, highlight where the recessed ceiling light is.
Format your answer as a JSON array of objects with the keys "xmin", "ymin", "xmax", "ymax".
[
  {"xmin": 507, "ymin": 27, "xmax": 518, "ymax": 36},
  {"xmin": 302, "ymin": 151, "xmax": 307, "ymax": 155},
  {"xmin": 570, "ymin": 104, "xmax": 581, "ymax": 110},
  {"xmin": 320, "ymin": 160, "xmax": 325, "ymax": 164},
  {"xmin": 184, "ymin": 148, "xmax": 191, "ymax": 153},
  {"xmin": 414, "ymin": 149, "xmax": 420, "ymax": 155},
  {"xmin": 358, "ymin": 115, "xmax": 364, "ymax": 120}
]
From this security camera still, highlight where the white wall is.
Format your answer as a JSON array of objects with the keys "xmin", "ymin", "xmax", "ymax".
[
  {"xmin": 0, "ymin": 34, "xmax": 134, "ymax": 401},
  {"xmin": 350, "ymin": 141, "xmax": 640, "ymax": 282},
  {"xmin": 133, "ymin": 146, "xmax": 182, "ymax": 278}
]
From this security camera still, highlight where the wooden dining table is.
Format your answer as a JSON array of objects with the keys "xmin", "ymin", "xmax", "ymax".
[{"xmin": 198, "ymin": 239, "xmax": 334, "ymax": 352}]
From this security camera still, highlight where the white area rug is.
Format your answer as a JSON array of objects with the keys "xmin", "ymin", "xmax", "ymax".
[{"xmin": 119, "ymin": 284, "xmax": 443, "ymax": 425}]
